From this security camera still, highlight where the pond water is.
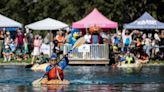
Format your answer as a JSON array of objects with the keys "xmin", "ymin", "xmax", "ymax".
[{"xmin": 0, "ymin": 65, "xmax": 164, "ymax": 92}]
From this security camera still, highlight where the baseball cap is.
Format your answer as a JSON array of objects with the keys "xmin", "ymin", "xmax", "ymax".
[{"xmin": 50, "ymin": 53, "xmax": 57, "ymax": 60}]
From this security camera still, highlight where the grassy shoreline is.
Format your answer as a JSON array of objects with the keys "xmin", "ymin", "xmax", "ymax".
[{"xmin": 0, "ymin": 58, "xmax": 163, "ymax": 66}]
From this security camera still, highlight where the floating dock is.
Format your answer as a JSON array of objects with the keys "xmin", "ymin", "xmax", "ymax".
[{"xmin": 69, "ymin": 59, "xmax": 109, "ymax": 65}]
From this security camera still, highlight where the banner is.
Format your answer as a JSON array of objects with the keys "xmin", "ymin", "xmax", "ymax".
[
  {"xmin": 40, "ymin": 43, "xmax": 51, "ymax": 55},
  {"xmin": 78, "ymin": 44, "xmax": 90, "ymax": 52}
]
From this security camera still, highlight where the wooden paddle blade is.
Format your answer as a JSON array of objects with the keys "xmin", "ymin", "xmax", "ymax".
[{"xmin": 72, "ymin": 37, "xmax": 86, "ymax": 49}]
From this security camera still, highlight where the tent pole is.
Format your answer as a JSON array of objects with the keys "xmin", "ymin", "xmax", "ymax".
[
  {"xmin": 50, "ymin": 30, "xmax": 52, "ymax": 57},
  {"xmin": 86, "ymin": 25, "xmax": 88, "ymax": 33},
  {"xmin": 116, "ymin": 27, "xmax": 118, "ymax": 34}
]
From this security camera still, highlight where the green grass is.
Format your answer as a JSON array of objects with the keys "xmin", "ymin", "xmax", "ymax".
[
  {"xmin": 0, "ymin": 58, "xmax": 32, "ymax": 63},
  {"xmin": 149, "ymin": 60, "xmax": 164, "ymax": 64},
  {"xmin": 0, "ymin": 56, "xmax": 163, "ymax": 65},
  {"xmin": 0, "ymin": 55, "xmax": 50, "ymax": 63}
]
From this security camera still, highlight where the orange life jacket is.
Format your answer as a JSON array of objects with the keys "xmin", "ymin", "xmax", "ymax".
[{"xmin": 48, "ymin": 66, "xmax": 64, "ymax": 80}]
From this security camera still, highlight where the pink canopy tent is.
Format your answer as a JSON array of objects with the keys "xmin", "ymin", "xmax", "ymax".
[{"xmin": 72, "ymin": 8, "xmax": 118, "ymax": 29}]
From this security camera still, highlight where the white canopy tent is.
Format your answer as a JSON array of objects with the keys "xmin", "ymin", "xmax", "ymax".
[
  {"xmin": 0, "ymin": 14, "xmax": 22, "ymax": 28},
  {"xmin": 25, "ymin": 17, "xmax": 69, "ymax": 57},
  {"xmin": 25, "ymin": 17, "xmax": 69, "ymax": 30}
]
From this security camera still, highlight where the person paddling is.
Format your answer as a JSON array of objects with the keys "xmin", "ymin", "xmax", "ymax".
[
  {"xmin": 45, "ymin": 53, "xmax": 69, "ymax": 81},
  {"xmin": 32, "ymin": 36, "xmax": 85, "ymax": 86}
]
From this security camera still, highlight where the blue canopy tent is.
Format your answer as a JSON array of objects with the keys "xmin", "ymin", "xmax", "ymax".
[
  {"xmin": 124, "ymin": 12, "xmax": 164, "ymax": 29},
  {"xmin": 0, "ymin": 14, "xmax": 22, "ymax": 31}
]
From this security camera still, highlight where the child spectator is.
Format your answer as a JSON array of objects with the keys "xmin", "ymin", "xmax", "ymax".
[
  {"xmin": 22, "ymin": 49, "xmax": 28, "ymax": 60},
  {"xmin": 2, "ymin": 45, "xmax": 12, "ymax": 62},
  {"xmin": 36, "ymin": 52, "xmax": 49, "ymax": 64},
  {"xmin": 15, "ymin": 48, "xmax": 23, "ymax": 61},
  {"xmin": 9, "ymin": 39, "xmax": 16, "ymax": 59},
  {"xmin": 9, "ymin": 39, "xmax": 16, "ymax": 52}
]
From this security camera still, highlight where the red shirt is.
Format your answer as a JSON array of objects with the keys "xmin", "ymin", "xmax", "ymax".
[{"xmin": 16, "ymin": 33, "xmax": 24, "ymax": 45}]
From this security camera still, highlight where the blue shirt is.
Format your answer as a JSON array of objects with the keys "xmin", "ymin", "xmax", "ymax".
[
  {"xmin": 120, "ymin": 57, "xmax": 126, "ymax": 62},
  {"xmin": 92, "ymin": 35, "xmax": 99, "ymax": 44},
  {"xmin": 9, "ymin": 43, "xmax": 16, "ymax": 52},
  {"xmin": 46, "ymin": 57, "xmax": 69, "ymax": 72}
]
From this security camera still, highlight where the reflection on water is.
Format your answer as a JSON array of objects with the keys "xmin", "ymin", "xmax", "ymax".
[
  {"xmin": 0, "ymin": 65, "xmax": 164, "ymax": 91},
  {"xmin": 0, "ymin": 84, "xmax": 164, "ymax": 92}
]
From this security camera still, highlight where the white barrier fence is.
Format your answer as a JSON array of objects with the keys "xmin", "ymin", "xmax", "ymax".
[{"xmin": 63, "ymin": 44, "xmax": 109, "ymax": 60}]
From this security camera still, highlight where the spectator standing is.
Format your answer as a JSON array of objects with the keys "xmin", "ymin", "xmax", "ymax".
[
  {"xmin": 143, "ymin": 37, "xmax": 152, "ymax": 57},
  {"xmin": 112, "ymin": 34, "xmax": 120, "ymax": 45},
  {"xmin": 4, "ymin": 31, "xmax": 11, "ymax": 46},
  {"xmin": 24, "ymin": 33, "xmax": 29, "ymax": 54},
  {"xmin": 84, "ymin": 31, "xmax": 91, "ymax": 44},
  {"xmin": 53, "ymin": 37, "xmax": 58, "ymax": 53},
  {"xmin": 64, "ymin": 30, "xmax": 71, "ymax": 44},
  {"xmin": 15, "ymin": 29, "xmax": 25, "ymax": 51},
  {"xmin": 151, "ymin": 40, "xmax": 160, "ymax": 58},
  {"xmin": 122, "ymin": 29, "xmax": 135, "ymax": 52},
  {"xmin": 31, "ymin": 35, "xmax": 42, "ymax": 64},
  {"xmin": 26, "ymin": 29, "xmax": 33, "ymax": 54},
  {"xmin": 90, "ymin": 32, "xmax": 102, "ymax": 44},
  {"xmin": 55, "ymin": 30, "xmax": 65, "ymax": 50},
  {"xmin": 154, "ymin": 33, "xmax": 161, "ymax": 42},
  {"xmin": 0, "ymin": 31, "xmax": 5, "ymax": 58}
]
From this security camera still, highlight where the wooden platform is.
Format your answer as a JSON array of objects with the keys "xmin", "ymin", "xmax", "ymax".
[{"xmin": 69, "ymin": 59, "xmax": 109, "ymax": 65}]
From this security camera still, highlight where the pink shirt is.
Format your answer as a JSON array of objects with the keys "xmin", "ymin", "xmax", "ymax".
[{"xmin": 34, "ymin": 39, "xmax": 42, "ymax": 47}]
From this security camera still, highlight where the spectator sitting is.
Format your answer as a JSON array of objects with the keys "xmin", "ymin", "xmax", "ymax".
[
  {"xmin": 36, "ymin": 52, "xmax": 49, "ymax": 64},
  {"xmin": 22, "ymin": 49, "xmax": 28, "ymax": 60},
  {"xmin": 9, "ymin": 40, "xmax": 16, "ymax": 52},
  {"xmin": 15, "ymin": 48, "xmax": 23, "ymax": 61},
  {"xmin": 2, "ymin": 45, "xmax": 12, "ymax": 62},
  {"xmin": 137, "ymin": 52, "xmax": 149, "ymax": 64},
  {"xmin": 9, "ymin": 40, "xmax": 16, "ymax": 58}
]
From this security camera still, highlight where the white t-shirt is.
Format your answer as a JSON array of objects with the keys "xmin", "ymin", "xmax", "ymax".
[
  {"xmin": 84, "ymin": 34, "xmax": 91, "ymax": 43},
  {"xmin": 144, "ymin": 38, "xmax": 151, "ymax": 46}
]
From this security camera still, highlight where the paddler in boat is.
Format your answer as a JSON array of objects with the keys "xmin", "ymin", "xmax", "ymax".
[
  {"xmin": 125, "ymin": 52, "xmax": 135, "ymax": 64},
  {"xmin": 41, "ymin": 53, "xmax": 69, "ymax": 84}
]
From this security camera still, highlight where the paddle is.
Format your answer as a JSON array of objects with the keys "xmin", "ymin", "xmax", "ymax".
[
  {"xmin": 25, "ymin": 64, "xmax": 33, "ymax": 68},
  {"xmin": 32, "ymin": 37, "xmax": 85, "ymax": 87}
]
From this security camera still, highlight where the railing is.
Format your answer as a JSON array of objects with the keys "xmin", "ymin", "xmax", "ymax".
[{"xmin": 63, "ymin": 44, "xmax": 109, "ymax": 60}]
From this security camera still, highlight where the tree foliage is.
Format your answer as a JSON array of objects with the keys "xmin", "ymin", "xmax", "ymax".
[{"xmin": 0, "ymin": 0, "xmax": 164, "ymax": 28}]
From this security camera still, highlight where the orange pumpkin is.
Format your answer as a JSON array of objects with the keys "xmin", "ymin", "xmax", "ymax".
[{"xmin": 89, "ymin": 24, "xmax": 100, "ymax": 33}]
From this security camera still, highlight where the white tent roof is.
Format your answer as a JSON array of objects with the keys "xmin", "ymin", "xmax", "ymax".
[
  {"xmin": 0, "ymin": 14, "xmax": 22, "ymax": 28},
  {"xmin": 25, "ymin": 18, "xmax": 69, "ymax": 30}
]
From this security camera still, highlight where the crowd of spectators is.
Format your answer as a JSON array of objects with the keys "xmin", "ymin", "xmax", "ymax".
[{"xmin": 0, "ymin": 28, "xmax": 163, "ymax": 64}]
